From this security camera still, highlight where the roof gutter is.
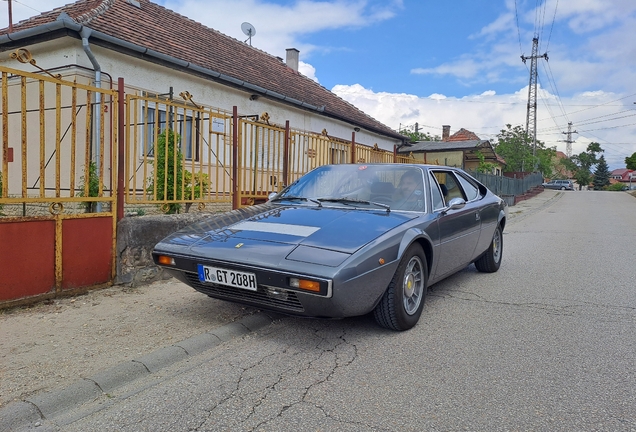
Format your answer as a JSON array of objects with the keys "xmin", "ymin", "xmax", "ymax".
[
  {"xmin": 79, "ymin": 24, "xmax": 103, "ymax": 211},
  {"xmin": 0, "ymin": 15, "xmax": 326, "ymax": 114}
]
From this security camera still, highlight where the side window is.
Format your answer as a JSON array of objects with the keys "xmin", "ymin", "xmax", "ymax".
[
  {"xmin": 456, "ymin": 174, "xmax": 479, "ymax": 201},
  {"xmin": 429, "ymin": 173, "xmax": 445, "ymax": 211},
  {"xmin": 431, "ymin": 170, "xmax": 466, "ymax": 202}
]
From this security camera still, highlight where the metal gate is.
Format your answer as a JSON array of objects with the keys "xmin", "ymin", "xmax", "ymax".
[{"xmin": 0, "ymin": 65, "xmax": 118, "ymax": 305}]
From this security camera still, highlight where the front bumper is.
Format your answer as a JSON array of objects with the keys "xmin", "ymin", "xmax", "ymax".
[{"xmin": 164, "ymin": 259, "xmax": 397, "ymax": 319}]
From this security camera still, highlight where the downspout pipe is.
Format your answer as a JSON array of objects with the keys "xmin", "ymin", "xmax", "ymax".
[{"xmin": 80, "ymin": 27, "xmax": 102, "ymax": 212}]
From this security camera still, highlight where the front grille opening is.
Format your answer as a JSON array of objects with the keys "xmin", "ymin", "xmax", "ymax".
[{"xmin": 184, "ymin": 272, "xmax": 304, "ymax": 312}]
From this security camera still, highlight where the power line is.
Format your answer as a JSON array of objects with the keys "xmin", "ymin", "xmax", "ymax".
[
  {"xmin": 9, "ymin": 0, "xmax": 40, "ymax": 14},
  {"xmin": 544, "ymin": 0, "xmax": 559, "ymax": 53},
  {"xmin": 538, "ymin": 92, "xmax": 636, "ymax": 122},
  {"xmin": 537, "ymin": 111, "xmax": 636, "ymax": 133},
  {"xmin": 514, "ymin": 0, "xmax": 524, "ymax": 56}
]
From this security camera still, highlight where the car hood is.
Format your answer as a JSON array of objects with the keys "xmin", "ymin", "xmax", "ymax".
[{"xmin": 156, "ymin": 205, "xmax": 416, "ymax": 267}]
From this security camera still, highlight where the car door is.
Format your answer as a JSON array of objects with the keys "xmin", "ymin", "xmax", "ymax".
[{"xmin": 429, "ymin": 170, "xmax": 481, "ymax": 279}]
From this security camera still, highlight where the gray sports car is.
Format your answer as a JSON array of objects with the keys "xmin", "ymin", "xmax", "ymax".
[{"xmin": 153, "ymin": 164, "xmax": 507, "ymax": 331}]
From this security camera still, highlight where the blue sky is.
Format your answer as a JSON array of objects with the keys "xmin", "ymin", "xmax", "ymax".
[{"xmin": 3, "ymin": 0, "xmax": 636, "ymax": 170}]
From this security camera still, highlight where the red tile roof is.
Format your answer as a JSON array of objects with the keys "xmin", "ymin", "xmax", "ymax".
[
  {"xmin": 1, "ymin": 0, "xmax": 403, "ymax": 140},
  {"xmin": 447, "ymin": 128, "xmax": 480, "ymax": 141}
]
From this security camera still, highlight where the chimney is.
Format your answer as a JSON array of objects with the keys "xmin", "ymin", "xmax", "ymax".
[
  {"xmin": 286, "ymin": 48, "xmax": 299, "ymax": 72},
  {"xmin": 442, "ymin": 125, "xmax": 451, "ymax": 141}
]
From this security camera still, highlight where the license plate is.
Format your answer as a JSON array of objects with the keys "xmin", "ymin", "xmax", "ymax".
[{"xmin": 197, "ymin": 264, "xmax": 258, "ymax": 291}]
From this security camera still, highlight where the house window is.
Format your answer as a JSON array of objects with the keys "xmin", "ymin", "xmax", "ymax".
[
  {"xmin": 143, "ymin": 107, "xmax": 195, "ymax": 160},
  {"xmin": 330, "ymin": 147, "xmax": 348, "ymax": 164}
]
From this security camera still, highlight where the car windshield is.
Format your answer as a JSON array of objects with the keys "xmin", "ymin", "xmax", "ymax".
[{"xmin": 275, "ymin": 164, "xmax": 426, "ymax": 212}]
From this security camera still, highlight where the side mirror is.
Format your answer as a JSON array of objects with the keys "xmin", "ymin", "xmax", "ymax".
[
  {"xmin": 267, "ymin": 192, "xmax": 278, "ymax": 201},
  {"xmin": 442, "ymin": 197, "xmax": 466, "ymax": 213}
]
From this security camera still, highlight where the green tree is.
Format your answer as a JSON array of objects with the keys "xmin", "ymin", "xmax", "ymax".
[
  {"xmin": 147, "ymin": 129, "xmax": 183, "ymax": 214},
  {"xmin": 493, "ymin": 124, "xmax": 555, "ymax": 175},
  {"xmin": 474, "ymin": 151, "xmax": 498, "ymax": 174},
  {"xmin": 625, "ymin": 152, "xmax": 636, "ymax": 170},
  {"xmin": 566, "ymin": 142, "xmax": 604, "ymax": 189},
  {"xmin": 593, "ymin": 155, "xmax": 611, "ymax": 190},
  {"xmin": 399, "ymin": 127, "xmax": 438, "ymax": 143},
  {"xmin": 561, "ymin": 157, "xmax": 590, "ymax": 189}
]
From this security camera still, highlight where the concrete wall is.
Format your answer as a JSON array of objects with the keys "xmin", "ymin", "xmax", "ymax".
[{"xmin": 116, "ymin": 213, "xmax": 208, "ymax": 286}]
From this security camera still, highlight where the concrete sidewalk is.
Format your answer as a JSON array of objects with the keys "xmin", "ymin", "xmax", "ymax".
[
  {"xmin": 1, "ymin": 310, "xmax": 283, "ymax": 432},
  {"xmin": 0, "ymin": 189, "xmax": 563, "ymax": 431}
]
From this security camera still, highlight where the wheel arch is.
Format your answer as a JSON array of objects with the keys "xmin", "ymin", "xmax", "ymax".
[
  {"xmin": 397, "ymin": 228, "xmax": 433, "ymax": 275},
  {"xmin": 498, "ymin": 213, "xmax": 507, "ymax": 231}
]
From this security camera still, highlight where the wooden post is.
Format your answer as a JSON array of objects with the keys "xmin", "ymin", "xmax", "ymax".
[
  {"xmin": 351, "ymin": 131, "xmax": 356, "ymax": 164},
  {"xmin": 283, "ymin": 120, "xmax": 290, "ymax": 187},
  {"xmin": 232, "ymin": 106, "xmax": 239, "ymax": 210},
  {"xmin": 116, "ymin": 77, "xmax": 125, "ymax": 221}
]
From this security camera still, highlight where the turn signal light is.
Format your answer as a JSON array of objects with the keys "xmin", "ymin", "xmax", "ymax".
[
  {"xmin": 289, "ymin": 277, "xmax": 321, "ymax": 292},
  {"xmin": 157, "ymin": 255, "xmax": 175, "ymax": 266}
]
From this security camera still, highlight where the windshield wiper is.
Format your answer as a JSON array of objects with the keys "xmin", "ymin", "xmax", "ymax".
[
  {"xmin": 271, "ymin": 196, "xmax": 322, "ymax": 207},
  {"xmin": 318, "ymin": 197, "xmax": 390, "ymax": 212}
]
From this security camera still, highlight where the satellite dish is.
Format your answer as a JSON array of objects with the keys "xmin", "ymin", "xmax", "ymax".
[{"xmin": 241, "ymin": 22, "xmax": 256, "ymax": 46}]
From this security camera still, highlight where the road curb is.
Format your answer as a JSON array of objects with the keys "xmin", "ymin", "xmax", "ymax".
[
  {"xmin": 507, "ymin": 190, "xmax": 562, "ymax": 222},
  {"xmin": 0, "ymin": 311, "xmax": 284, "ymax": 432}
]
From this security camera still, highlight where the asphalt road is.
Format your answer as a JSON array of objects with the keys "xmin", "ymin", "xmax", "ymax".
[{"xmin": 18, "ymin": 191, "xmax": 636, "ymax": 431}]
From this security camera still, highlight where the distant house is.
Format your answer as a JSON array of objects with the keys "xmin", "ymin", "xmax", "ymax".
[
  {"xmin": 397, "ymin": 125, "xmax": 505, "ymax": 174},
  {"xmin": 610, "ymin": 169, "xmax": 634, "ymax": 182},
  {"xmin": 610, "ymin": 169, "xmax": 635, "ymax": 189},
  {"xmin": 0, "ymin": 0, "xmax": 404, "ymax": 152}
]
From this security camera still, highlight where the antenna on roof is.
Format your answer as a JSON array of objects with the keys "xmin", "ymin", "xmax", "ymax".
[{"xmin": 241, "ymin": 22, "xmax": 256, "ymax": 46}]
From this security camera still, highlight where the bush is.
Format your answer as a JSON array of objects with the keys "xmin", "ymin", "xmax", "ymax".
[
  {"xmin": 606, "ymin": 182, "xmax": 626, "ymax": 191},
  {"xmin": 146, "ymin": 129, "xmax": 183, "ymax": 214},
  {"xmin": 184, "ymin": 170, "xmax": 210, "ymax": 212},
  {"xmin": 78, "ymin": 161, "xmax": 101, "ymax": 212}
]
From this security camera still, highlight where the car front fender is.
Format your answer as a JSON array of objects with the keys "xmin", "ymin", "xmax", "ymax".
[{"xmin": 397, "ymin": 227, "xmax": 434, "ymax": 271}]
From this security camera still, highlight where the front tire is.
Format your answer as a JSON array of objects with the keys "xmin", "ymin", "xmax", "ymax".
[
  {"xmin": 374, "ymin": 244, "xmax": 427, "ymax": 331},
  {"xmin": 475, "ymin": 224, "xmax": 503, "ymax": 273}
]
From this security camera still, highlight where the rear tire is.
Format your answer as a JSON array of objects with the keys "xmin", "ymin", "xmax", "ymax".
[
  {"xmin": 374, "ymin": 244, "xmax": 427, "ymax": 331},
  {"xmin": 475, "ymin": 224, "xmax": 503, "ymax": 273}
]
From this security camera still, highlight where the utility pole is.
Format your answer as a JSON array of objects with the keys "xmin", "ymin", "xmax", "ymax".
[
  {"xmin": 7, "ymin": 0, "xmax": 13, "ymax": 33},
  {"xmin": 521, "ymin": 37, "xmax": 548, "ymax": 171},
  {"xmin": 560, "ymin": 122, "xmax": 578, "ymax": 158}
]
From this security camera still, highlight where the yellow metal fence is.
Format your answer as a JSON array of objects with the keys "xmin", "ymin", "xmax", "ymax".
[
  {"xmin": 0, "ymin": 65, "xmax": 118, "ymax": 215},
  {"xmin": 122, "ymin": 94, "xmax": 418, "ymax": 210},
  {"xmin": 123, "ymin": 93, "xmax": 234, "ymax": 212},
  {"xmin": 0, "ymin": 65, "xmax": 119, "ymax": 297}
]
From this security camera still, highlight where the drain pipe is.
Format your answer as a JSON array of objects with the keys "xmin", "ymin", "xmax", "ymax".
[{"xmin": 80, "ymin": 27, "xmax": 102, "ymax": 212}]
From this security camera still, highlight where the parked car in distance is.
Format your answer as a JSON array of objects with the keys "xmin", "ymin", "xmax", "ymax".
[
  {"xmin": 542, "ymin": 179, "xmax": 574, "ymax": 190},
  {"xmin": 153, "ymin": 164, "xmax": 508, "ymax": 331}
]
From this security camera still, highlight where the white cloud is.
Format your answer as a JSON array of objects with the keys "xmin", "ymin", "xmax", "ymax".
[
  {"xmin": 162, "ymin": 0, "xmax": 402, "ymax": 61},
  {"xmin": 332, "ymin": 83, "xmax": 636, "ymax": 170},
  {"xmin": 538, "ymin": 0, "xmax": 636, "ymax": 33},
  {"xmin": 298, "ymin": 61, "xmax": 318, "ymax": 82},
  {"xmin": 5, "ymin": 0, "xmax": 634, "ymax": 170}
]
